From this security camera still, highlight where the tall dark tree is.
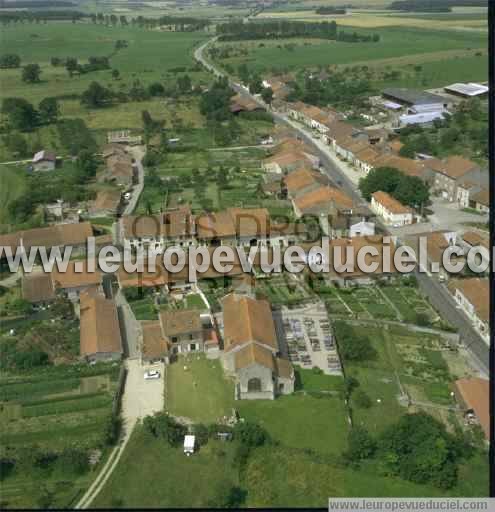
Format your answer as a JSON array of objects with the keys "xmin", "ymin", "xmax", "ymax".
[
  {"xmin": 1, "ymin": 97, "xmax": 38, "ymax": 131},
  {"xmin": 21, "ymin": 63, "xmax": 41, "ymax": 83},
  {"xmin": 81, "ymin": 81, "xmax": 110, "ymax": 108},
  {"xmin": 38, "ymin": 97, "xmax": 59, "ymax": 124}
]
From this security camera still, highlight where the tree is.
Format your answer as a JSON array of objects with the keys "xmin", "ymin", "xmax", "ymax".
[
  {"xmin": 248, "ymin": 75, "xmax": 263, "ymax": 94},
  {"xmin": 177, "ymin": 74, "xmax": 192, "ymax": 94},
  {"xmin": 148, "ymin": 82, "xmax": 165, "ymax": 96},
  {"xmin": 21, "ymin": 63, "xmax": 41, "ymax": 83},
  {"xmin": 353, "ymin": 389, "xmax": 372, "ymax": 409},
  {"xmin": 65, "ymin": 57, "xmax": 79, "ymax": 77},
  {"xmin": 111, "ymin": 69, "xmax": 120, "ymax": 80},
  {"xmin": 207, "ymin": 480, "xmax": 247, "ymax": 508},
  {"xmin": 393, "ymin": 175, "xmax": 429, "ymax": 210},
  {"xmin": 0, "ymin": 53, "xmax": 21, "ymax": 69},
  {"xmin": 57, "ymin": 448, "xmax": 89, "ymax": 475},
  {"xmin": 194, "ymin": 423, "xmax": 209, "ymax": 446},
  {"xmin": 335, "ymin": 323, "xmax": 376, "ymax": 362},
  {"xmin": 358, "ymin": 167, "xmax": 402, "ymax": 201},
  {"xmin": 1, "ymin": 97, "xmax": 38, "ymax": 131},
  {"xmin": 38, "ymin": 97, "xmax": 59, "ymax": 124},
  {"xmin": 261, "ymin": 86, "xmax": 274, "ymax": 105},
  {"xmin": 77, "ymin": 149, "xmax": 98, "ymax": 177},
  {"xmin": 233, "ymin": 421, "xmax": 269, "ymax": 447},
  {"xmin": 81, "ymin": 81, "xmax": 110, "ymax": 108},
  {"xmin": 378, "ymin": 412, "xmax": 464, "ymax": 489},
  {"xmin": 2, "ymin": 132, "xmax": 28, "ymax": 156},
  {"xmin": 345, "ymin": 427, "xmax": 376, "ymax": 462}
]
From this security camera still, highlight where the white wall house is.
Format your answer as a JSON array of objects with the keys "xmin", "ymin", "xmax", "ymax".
[{"xmin": 371, "ymin": 191, "xmax": 413, "ymax": 226}]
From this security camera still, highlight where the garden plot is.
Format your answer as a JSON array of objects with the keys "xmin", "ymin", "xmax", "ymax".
[
  {"xmin": 380, "ymin": 284, "xmax": 438, "ymax": 323},
  {"xmin": 254, "ymin": 274, "xmax": 312, "ymax": 306}
]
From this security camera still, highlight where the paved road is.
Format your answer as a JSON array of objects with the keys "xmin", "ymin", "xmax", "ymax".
[
  {"xmin": 194, "ymin": 37, "xmax": 489, "ymax": 377},
  {"xmin": 123, "ymin": 145, "xmax": 146, "ymax": 216}
]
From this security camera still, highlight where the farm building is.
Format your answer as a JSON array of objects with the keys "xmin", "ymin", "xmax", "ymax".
[
  {"xmin": 79, "ymin": 290, "xmax": 123, "ymax": 363},
  {"xmin": 32, "ymin": 150, "xmax": 56, "ymax": 171},
  {"xmin": 444, "ymin": 83, "xmax": 488, "ymax": 99},
  {"xmin": 382, "ymin": 88, "xmax": 450, "ymax": 114}
]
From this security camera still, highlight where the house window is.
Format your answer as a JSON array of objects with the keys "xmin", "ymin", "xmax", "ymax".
[
  {"xmin": 279, "ymin": 383, "xmax": 284, "ymax": 392},
  {"xmin": 190, "ymin": 343, "xmax": 196, "ymax": 351},
  {"xmin": 247, "ymin": 378, "xmax": 262, "ymax": 392},
  {"xmin": 172, "ymin": 336, "xmax": 178, "ymax": 343}
]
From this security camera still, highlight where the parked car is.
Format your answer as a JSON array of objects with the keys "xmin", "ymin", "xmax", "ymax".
[{"xmin": 144, "ymin": 370, "xmax": 160, "ymax": 380}]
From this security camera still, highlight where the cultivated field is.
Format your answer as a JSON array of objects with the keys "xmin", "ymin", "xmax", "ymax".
[
  {"xmin": 0, "ymin": 363, "xmax": 121, "ymax": 509},
  {"xmin": 213, "ymin": 26, "xmax": 488, "ymax": 88}
]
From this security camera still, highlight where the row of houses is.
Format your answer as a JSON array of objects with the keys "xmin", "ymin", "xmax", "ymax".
[
  {"xmin": 119, "ymin": 205, "xmax": 305, "ymax": 252},
  {"xmin": 284, "ymin": 100, "xmax": 489, "ymax": 217}
]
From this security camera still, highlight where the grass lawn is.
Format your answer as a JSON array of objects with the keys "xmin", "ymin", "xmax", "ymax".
[
  {"xmin": 238, "ymin": 394, "xmax": 349, "ymax": 456},
  {"xmin": 93, "ymin": 428, "xmax": 240, "ymax": 508},
  {"xmin": 0, "ymin": 164, "xmax": 28, "ymax": 230},
  {"xmin": 295, "ymin": 367, "xmax": 344, "ymax": 392},
  {"xmin": 166, "ymin": 355, "xmax": 235, "ymax": 423}
]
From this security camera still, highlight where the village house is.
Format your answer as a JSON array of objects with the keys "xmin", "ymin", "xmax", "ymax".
[
  {"xmin": 461, "ymin": 231, "xmax": 489, "ymax": 252},
  {"xmin": 424, "ymin": 156, "xmax": 480, "ymax": 201},
  {"xmin": 455, "ymin": 168, "xmax": 489, "ymax": 212},
  {"xmin": 310, "ymin": 235, "xmax": 398, "ymax": 287},
  {"xmin": 159, "ymin": 308, "xmax": 206, "ymax": 355},
  {"xmin": 469, "ymin": 188, "xmax": 489, "ymax": 214},
  {"xmin": 221, "ymin": 293, "xmax": 294, "ymax": 400},
  {"xmin": 100, "ymin": 147, "xmax": 136, "ymax": 188},
  {"xmin": 0, "ymin": 221, "xmax": 93, "ymax": 261},
  {"xmin": 22, "ymin": 272, "xmax": 57, "ymax": 305},
  {"xmin": 32, "ymin": 150, "xmax": 56, "ymax": 172},
  {"xmin": 371, "ymin": 191, "xmax": 414, "ymax": 226},
  {"xmin": 120, "ymin": 206, "xmax": 196, "ymax": 251},
  {"xmin": 353, "ymin": 147, "xmax": 381, "ymax": 174},
  {"xmin": 262, "ymin": 149, "xmax": 314, "ymax": 175},
  {"xmin": 107, "ymin": 130, "xmax": 142, "ymax": 145},
  {"xmin": 79, "ymin": 290, "xmax": 123, "ymax": 363},
  {"xmin": 371, "ymin": 154, "xmax": 427, "ymax": 179},
  {"xmin": 89, "ymin": 189, "xmax": 122, "ymax": 217},
  {"xmin": 293, "ymin": 186, "xmax": 354, "ymax": 219},
  {"xmin": 141, "ymin": 320, "xmax": 171, "ymax": 364},
  {"xmin": 51, "ymin": 260, "xmax": 103, "ymax": 301},
  {"xmin": 230, "ymin": 94, "xmax": 264, "ymax": 115},
  {"xmin": 323, "ymin": 120, "xmax": 357, "ymax": 149},
  {"xmin": 283, "ymin": 167, "xmax": 330, "ymax": 199},
  {"xmin": 418, "ymin": 230, "xmax": 458, "ymax": 281},
  {"xmin": 454, "ymin": 378, "xmax": 490, "ymax": 441},
  {"xmin": 448, "ymin": 278, "xmax": 489, "ymax": 345},
  {"xmin": 334, "ymin": 135, "xmax": 370, "ymax": 163}
]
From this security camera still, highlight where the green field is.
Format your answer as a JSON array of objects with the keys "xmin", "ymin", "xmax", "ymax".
[
  {"xmin": 0, "ymin": 23, "xmax": 209, "ymax": 103},
  {"xmin": 166, "ymin": 354, "xmax": 235, "ymax": 423},
  {"xmin": 93, "ymin": 417, "xmax": 488, "ymax": 508},
  {"xmin": 212, "ymin": 26, "xmax": 487, "ymax": 83}
]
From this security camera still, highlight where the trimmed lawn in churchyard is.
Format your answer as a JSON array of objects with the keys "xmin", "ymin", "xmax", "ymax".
[
  {"xmin": 295, "ymin": 367, "xmax": 344, "ymax": 393},
  {"xmin": 166, "ymin": 355, "xmax": 235, "ymax": 424},
  {"xmin": 238, "ymin": 394, "xmax": 349, "ymax": 457}
]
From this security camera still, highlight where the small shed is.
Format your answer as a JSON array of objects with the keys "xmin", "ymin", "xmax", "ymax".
[
  {"xmin": 183, "ymin": 435, "xmax": 195, "ymax": 456},
  {"xmin": 32, "ymin": 150, "xmax": 56, "ymax": 171}
]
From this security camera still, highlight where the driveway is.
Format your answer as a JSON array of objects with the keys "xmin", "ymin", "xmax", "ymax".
[{"xmin": 123, "ymin": 359, "xmax": 165, "ymax": 422}]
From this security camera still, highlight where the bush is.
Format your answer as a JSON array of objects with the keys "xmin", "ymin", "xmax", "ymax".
[
  {"xmin": 57, "ymin": 448, "xmax": 89, "ymax": 475},
  {"xmin": 233, "ymin": 421, "xmax": 269, "ymax": 447},
  {"xmin": 344, "ymin": 427, "xmax": 376, "ymax": 462},
  {"xmin": 353, "ymin": 390, "xmax": 372, "ymax": 409}
]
